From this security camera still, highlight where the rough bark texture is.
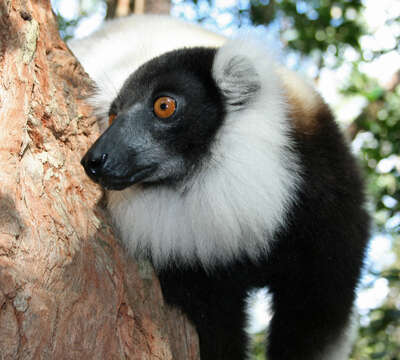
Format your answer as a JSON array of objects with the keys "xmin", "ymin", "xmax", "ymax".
[{"xmin": 0, "ymin": 1, "xmax": 199, "ymax": 359}]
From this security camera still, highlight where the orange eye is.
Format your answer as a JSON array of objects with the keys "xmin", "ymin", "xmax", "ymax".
[
  {"xmin": 154, "ymin": 97, "xmax": 176, "ymax": 119},
  {"xmin": 109, "ymin": 113, "xmax": 117, "ymax": 126}
]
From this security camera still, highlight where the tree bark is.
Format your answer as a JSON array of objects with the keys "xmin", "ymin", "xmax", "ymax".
[
  {"xmin": 0, "ymin": 1, "xmax": 199, "ymax": 359},
  {"xmin": 143, "ymin": 0, "xmax": 170, "ymax": 14},
  {"xmin": 106, "ymin": 0, "xmax": 170, "ymax": 18}
]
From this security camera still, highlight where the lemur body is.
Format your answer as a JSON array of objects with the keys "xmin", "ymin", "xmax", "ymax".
[{"xmin": 73, "ymin": 15, "xmax": 370, "ymax": 360}]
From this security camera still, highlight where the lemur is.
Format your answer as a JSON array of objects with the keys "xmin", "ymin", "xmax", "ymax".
[{"xmin": 73, "ymin": 15, "xmax": 370, "ymax": 360}]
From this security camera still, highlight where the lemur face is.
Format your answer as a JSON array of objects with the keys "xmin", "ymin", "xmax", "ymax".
[{"xmin": 81, "ymin": 48, "xmax": 224, "ymax": 190}]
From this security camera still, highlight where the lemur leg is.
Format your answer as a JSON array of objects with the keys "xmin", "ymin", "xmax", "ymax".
[
  {"xmin": 267, "ymin": 281, "xmax": 356, "ymax": 360},
  {"xmin": 158, "ymin": 268, "xmax": 250, "ymax": 360}
]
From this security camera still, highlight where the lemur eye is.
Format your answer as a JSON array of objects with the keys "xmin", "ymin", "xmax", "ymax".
[
  {"xmin": 154, "ymin": 97, "xmax": 176, "ymax": 119},
  {"xmin": 109, "ymin": 113, "xmax": 117, "ymax": 126}
]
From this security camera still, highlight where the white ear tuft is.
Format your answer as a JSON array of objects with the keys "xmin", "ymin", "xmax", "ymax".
[
  {"xmin": 214, "ymin": 54, "xmax": 260, "ymax": 109},
  {"xmin": 212, "ymin": 37, "xmax": 277, "ymax": 110}
]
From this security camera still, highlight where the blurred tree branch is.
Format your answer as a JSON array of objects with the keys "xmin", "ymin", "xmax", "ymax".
[{"xmin": 106, "ymin": 0, "xmax": 170, "ymax": 18}]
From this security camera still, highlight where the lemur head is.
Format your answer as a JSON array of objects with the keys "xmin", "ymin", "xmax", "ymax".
[
  {"xmin": 81, "ymin": 42, "xmax": 263, "ymax": 190},
  {"xmin": 81, "ymin": 38, "xmax": 305, "ymax": 267},
  {"xmin": 82, "ymin": 48, "xmax": 229, "ymax": 189}
]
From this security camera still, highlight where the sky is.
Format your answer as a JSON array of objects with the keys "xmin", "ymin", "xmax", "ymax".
[{"xmin": 52, "ymin": 0, "xmax": 400, "ymax": 334}]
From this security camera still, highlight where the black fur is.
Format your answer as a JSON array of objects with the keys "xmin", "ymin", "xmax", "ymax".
[
  {"xmin": 159, "ymin": 106, "xmax": 369, "ymax": 360},
  {"xmin": 82, "ymin": 48, "xmax": 370, "ymax": 360},
  {"xmin": 116, "ymin": 47, "xmax": 224, "ymax": 164}
]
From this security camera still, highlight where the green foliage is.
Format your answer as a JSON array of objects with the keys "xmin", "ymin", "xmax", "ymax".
[
  {"xmin": 182, "ymin": 0, "xmax": 365, "ymax": 68},
  {"xmin": 250, "ymin": 330, "xmax": 267, "ymax": 360},
  {"xmin": 351, "ymin": 304, "xmax": 400, "ymax": 359},
  {"xmin": 277, "ymin": 0, "xmax": 364, "ymax": 55},
  {"xmin": 249, "ymin": 0, "xmax": 276, "ymax": 26},
  {"xmin": 344, "ymin": 67, "xmax": 400, "ymax": 359},
  {"xmin": 54, "ymin": 13, "xmax": 81, "ymax": 41},
  {"xmin": 345, "ymin": 68, "xmax": 400, "ymax": 229}
]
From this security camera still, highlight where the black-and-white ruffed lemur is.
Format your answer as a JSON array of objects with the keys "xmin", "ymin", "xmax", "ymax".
[{"xmin": 72, "ymin": 15, "xmax": 370, "ymax": 360}]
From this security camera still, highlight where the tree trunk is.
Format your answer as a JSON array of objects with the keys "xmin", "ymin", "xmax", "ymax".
[
  {"xmin": 106, "ymin": 0, "xmax": 170, "ymax": 18},
  {"xmin": 142, "ymin": 0, "xmax": 171, "ymax": 14},
  {"xmin": 0, "ymin": 1, "xmax": 199, "ymax": 359}
]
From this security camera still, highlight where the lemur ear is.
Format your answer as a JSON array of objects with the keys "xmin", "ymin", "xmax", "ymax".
[{"xmin": 212, "ymin": 40, "xmax": 261, "ymax": 110}]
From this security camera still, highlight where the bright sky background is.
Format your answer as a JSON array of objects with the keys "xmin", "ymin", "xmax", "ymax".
[{"xmin": 52, "ymin": 0, "xmax": 400, "ymax": 334}]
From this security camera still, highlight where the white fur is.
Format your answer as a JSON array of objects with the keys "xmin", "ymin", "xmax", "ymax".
[
  {"xmin": 322, "ymin": 308, "xmax": 358, "ymax": 360},
  {"xmin": 105, "ymin": 34, "xmax": 301, "ymax": 269}
]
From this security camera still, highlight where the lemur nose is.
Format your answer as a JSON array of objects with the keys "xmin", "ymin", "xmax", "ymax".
[{"xmin": 81, "ymin": 152, "xmax": 108, "ymax": 179}]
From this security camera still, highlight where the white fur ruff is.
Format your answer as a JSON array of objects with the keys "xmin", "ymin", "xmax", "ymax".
[{"xmin": 104, "ymin": 34, "xmax": 301, "ymax": 269}]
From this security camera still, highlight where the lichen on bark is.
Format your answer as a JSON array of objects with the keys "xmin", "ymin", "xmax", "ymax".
[{"xmin": 22, "ymin": 18, "xmax": 39, "ymax": 64}]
